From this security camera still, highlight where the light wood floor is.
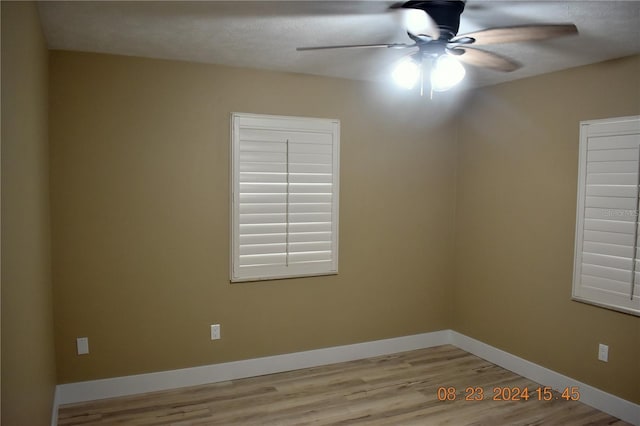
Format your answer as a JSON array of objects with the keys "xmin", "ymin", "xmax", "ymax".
[{"xmin": 58, "ymin": 345, "xmax": 629, "ymax": 425}]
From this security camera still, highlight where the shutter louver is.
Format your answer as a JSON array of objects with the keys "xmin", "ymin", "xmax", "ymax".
[
  {"xmin": 573, "ymin": 116, "xmax": 640, "ymax": 316},
  {"xmin": 232, "ymin": 114, "xmax": 339, "ymax": 282}
]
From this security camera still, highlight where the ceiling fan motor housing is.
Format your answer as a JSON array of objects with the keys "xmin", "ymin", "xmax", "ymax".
[{"xmin": 402, "ymin": 0, "xmax": 466, "ymax": 40}]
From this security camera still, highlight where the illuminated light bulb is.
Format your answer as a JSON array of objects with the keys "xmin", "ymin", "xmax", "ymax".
[
  {"xmin": 392, "ymin": 58, "xmax": 420, "ymax": 90},
  {"xmin": 431, "ymin": 55, "xmax": 466, "ymax": 92}
]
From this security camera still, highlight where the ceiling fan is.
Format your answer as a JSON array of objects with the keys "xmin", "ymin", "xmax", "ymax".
[{"xmin": 296, "ymin": 1, "xmax": 578, "ymax": 93}]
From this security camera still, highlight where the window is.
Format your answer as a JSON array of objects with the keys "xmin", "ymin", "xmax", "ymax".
[
  {"xmin": 231, "ymin": 113, "xmax": 340, "ymax": 282},
  {"xmin": 572, "ymin": 115, "xmax": 640, "ymax": 316}
]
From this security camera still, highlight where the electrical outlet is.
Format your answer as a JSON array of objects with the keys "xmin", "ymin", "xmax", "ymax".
[
  {"xmin": 76, "ymin": 337, "xmax": 89, "ymax": 355},
  {"xmin": 598, "ymin": 343, "xmax": 608, "ymax": 362},
  {"xmin": 211, "ymin": 324, "xmax": 221, "ymax": 340}
]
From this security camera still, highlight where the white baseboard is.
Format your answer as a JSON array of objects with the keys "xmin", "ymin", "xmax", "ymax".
[
  {"xmin": 55, "ymin": 330, "xmax": 449, "ymax": 406},
  {"xmin": 450, "ymin": 331, "xmax": 640, "ymax": 426},
  {"xmin": 52, "ymin": 329, "xmax": 639, "ymax": 426},
  {"xmin": 50, "ymin": 386, "xmax": 60, "ymax": 426}
]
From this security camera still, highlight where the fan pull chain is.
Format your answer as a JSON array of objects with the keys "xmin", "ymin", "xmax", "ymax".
[
  {"xmin": 428, "ymin": 57, "xmax": 434, "ymax": 100},
  {"xmin": 420, "ymin": 62, "xmax": 424, "ymax": 97}
]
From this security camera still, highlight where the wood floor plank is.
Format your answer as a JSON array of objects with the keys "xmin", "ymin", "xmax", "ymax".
[{"xmin": 58, "ymin": 345, "xmax": 630, "ymax": 425}]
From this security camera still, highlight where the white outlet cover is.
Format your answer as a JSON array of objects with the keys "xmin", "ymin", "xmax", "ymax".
[
  {"xmin": 211, "ymin": 324, "xmax": 221, "ymax": 340},
  {"xmin": 77, "ymin": 337, "xmax": 89, "ymax": 355},
  {"xmin": 598, "ymin": 343, "xmax": 608, "ymax": 362}
]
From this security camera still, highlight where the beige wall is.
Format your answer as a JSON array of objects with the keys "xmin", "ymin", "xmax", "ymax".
[
  {"xmin": 454, "ymin": 55, "xmax": 640, "ymax": 403},
  {"xmin": 1, "ymin": 2, "xmax": 57, "ymax": 425},
  {"xmin": 49, "ymin": 51, "xmax": 458, "ymax": 383},
  {"xmin": 48, "ymin": 47, "xmax": 640, "ymax": 405}
]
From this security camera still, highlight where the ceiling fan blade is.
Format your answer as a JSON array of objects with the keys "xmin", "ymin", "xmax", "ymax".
[
  {"xmin": 297, "ymin": 43, "xmax": 413, "ymax": 51},
  {"xmin": 452, "ymin": 24, "xmax": 578, "ymax": 45},
  {"xmin": 401, "ymin": 8, "xmax": 440, "ymax": 40},
  {"xmin": 452, "ymin": 47, "xmax": 521, "ymax": 72}
]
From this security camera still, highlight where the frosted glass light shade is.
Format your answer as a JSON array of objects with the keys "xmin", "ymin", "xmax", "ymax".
[
  {"xmin": 392, "ymin": 58, "xmax": 420, "ymax": 90},
  {"xmin": 431, "ymin": 55, "xmax": 466, "ymax": 92}
]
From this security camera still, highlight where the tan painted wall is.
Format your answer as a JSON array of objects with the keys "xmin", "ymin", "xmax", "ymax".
[
  {"xmin": 454, "ymin": 55, "xmax": 640, "ymax": 403},
  {"xmin": 1, "ymin": 2, "xmax": 57, "ymax": 424},
  {"xmin": 48, "ymin": 47, "xmax": 640, "ymax": 405},
  {"xmin": 49, "ymin": 51, "xmax": 458, "ymax": 383}
]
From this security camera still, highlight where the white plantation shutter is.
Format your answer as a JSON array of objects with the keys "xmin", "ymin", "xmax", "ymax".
[
  {"xmin": 573, "ymin": 116, "xmax": 640, "ymax": 316},
  {"xmin": 231, "ymin": 113, "xmax": 339, "ymax": 282}
]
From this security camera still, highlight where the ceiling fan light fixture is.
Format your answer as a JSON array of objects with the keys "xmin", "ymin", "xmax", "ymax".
[
  {"xmin": 431, "ymin": 54, "xmax": 466, "ymax": 92},
  {"xmin": 392, "ymin": 58, "xmax": 420, "ymax": 89},
  {"xmin": 296, "ymin": 1, "xmax": 579, "ymax": 93}
]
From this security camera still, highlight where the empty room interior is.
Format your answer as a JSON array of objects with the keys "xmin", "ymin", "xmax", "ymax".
[{"xmin": 2, "ymin": 1, "xmax": 640, "ymax": 425}]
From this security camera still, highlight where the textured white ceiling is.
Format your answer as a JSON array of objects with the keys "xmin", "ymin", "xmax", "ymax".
[{"xmin": 37, "ymin": 1, "xmax": 640, "ymax": 88}]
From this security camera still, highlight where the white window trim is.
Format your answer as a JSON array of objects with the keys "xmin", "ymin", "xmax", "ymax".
[
  {"xmin": 230, "ymin": 113, "xmax": 340, "ymax": 282},
  {"xmin": 572, "ymin": 115, "xmax": 640, "ymax": 316}
]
